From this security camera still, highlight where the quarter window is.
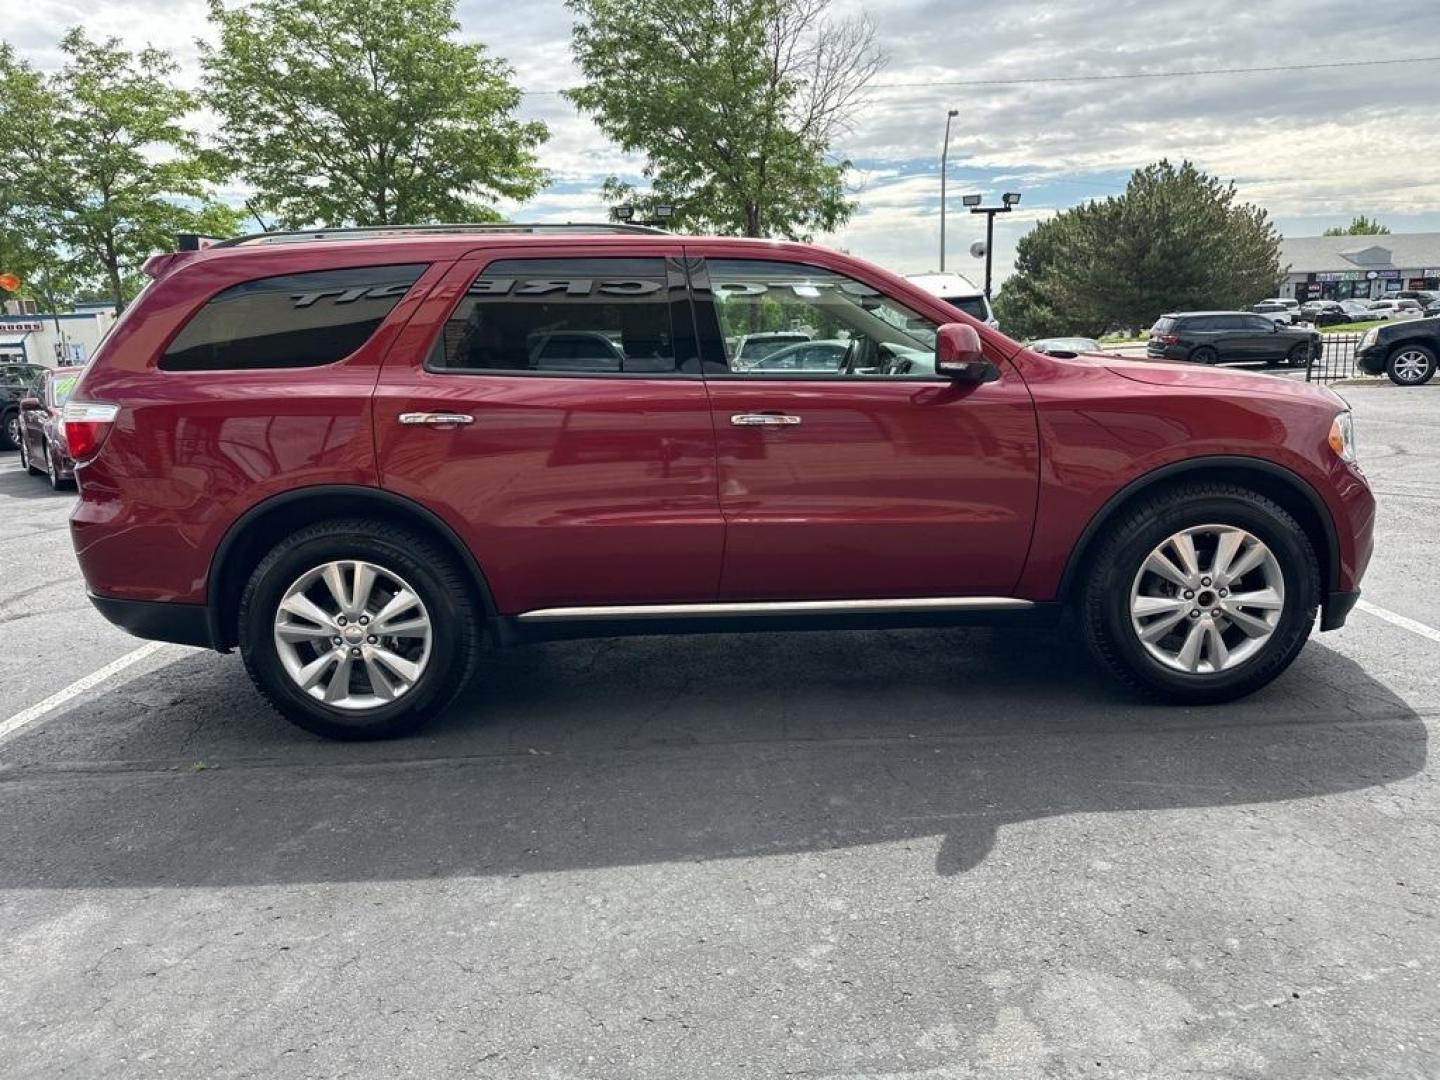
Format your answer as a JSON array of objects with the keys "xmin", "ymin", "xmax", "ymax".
[
  {"xmin": 704, "ymin": 260, "xmax": 941, "ymax": 378},
  {"xmin": 431, "ymin": 258, "xmax": 685, "ymax": 375},
  {"xmin": 160, "ymin": 264, "xmax": 426, "ymax": 372}
]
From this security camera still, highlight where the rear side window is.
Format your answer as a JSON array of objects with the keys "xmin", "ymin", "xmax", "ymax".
[
  {"xmin": 943, "ymin": 295, "xmax": 989, "ymax": 321},
  {"xmin": 430, "ymin": 258, "xmax": 685, "ymax": 375},
  {"xmin": 161, "ymin": 264, "xmax": 426, "ymax": 371},
  {"xmin": 1150, "ymin": 318, "xmax": 1174, "ymax": 334}
]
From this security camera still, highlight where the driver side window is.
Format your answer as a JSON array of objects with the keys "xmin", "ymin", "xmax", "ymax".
[{"xmin": 704, "ymin": 260, "xmax": 941, "ymax": 378}]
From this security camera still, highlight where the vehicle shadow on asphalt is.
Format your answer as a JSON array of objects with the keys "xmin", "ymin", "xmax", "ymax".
[
  {"xmin": 0, "ymin": 627, "xmax": 1425, "ymax": 887},
  {"xmin": 0, "ymin": 461, "xmax": 71, "ymax": 500}
]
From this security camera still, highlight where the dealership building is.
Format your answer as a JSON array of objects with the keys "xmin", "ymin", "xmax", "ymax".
[
  {"xmin": 1279, "ymin": 233, "xmax": 1440, "ymax": 302},
  {"xmin": 0, "ymin": 303, "xmax": 117, "ymax": 368}
]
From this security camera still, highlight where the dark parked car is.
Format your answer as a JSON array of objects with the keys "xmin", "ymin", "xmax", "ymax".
[
  {"xmin": 17, "ymin": 366, "xmax": 83, "ymax": 488},
  {"xmin": 65, "ymin": 225, "xmax": 1372, "ymax": 739},
  {"xmin": 1357, "ymin": 316, "xmax": 1439, "ymax": 385},
  {"xmin": 1298, "ymin": 301, "xmax": 1351, "ymax": 327},
  {"xmin": 2, "ymin": 361, "xmax": 48, "ymax": 450},
  {"xmin": 1148, "ymin": 312, "xmax": 1321, "ymax": 367}
]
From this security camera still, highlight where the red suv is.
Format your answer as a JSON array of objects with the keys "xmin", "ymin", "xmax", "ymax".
[{"xmin": 66, "ymin": 225, "xmax": 1375, "ymax": 740}]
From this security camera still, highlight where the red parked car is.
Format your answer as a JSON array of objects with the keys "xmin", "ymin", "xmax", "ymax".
[
  {"xmin": 18, "ymin": 366, "xmax": 84, "ymax": 489},
  {"xmin": 65, "ymin": 225, "xmax": 1374, "ymax": 740}
]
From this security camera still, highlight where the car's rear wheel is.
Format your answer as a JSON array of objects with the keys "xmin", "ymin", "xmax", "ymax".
[
  {"xmin": 44, "ymin": 442, "xmax": 73, "ymax": 491},
  {"xmin": 18, "ymin": 434, "xmax": 41, "ymax": 475},
  {"xmin": 1386, "ymin": 344, "xmax": 1437, "ymax": 386},
  {"xmin": 239, "ymin": 519, "xmax": 482, "ymax": 740},
  {"xmin": 1190, "ymin": 346, "xmax": 1218, "ymax": 365},
  {"xmin": 1, "ymin": 411, "xmax": 19, "ymax": 451},
  {"xmin": 1081, "ymin": 484, "xmax": 1320, "ymax": 704}
]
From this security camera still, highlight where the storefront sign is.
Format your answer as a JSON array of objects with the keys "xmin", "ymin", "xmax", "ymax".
[{"xmin": 0, "ymin": 320, "xmax": 42, "ymax": 333}]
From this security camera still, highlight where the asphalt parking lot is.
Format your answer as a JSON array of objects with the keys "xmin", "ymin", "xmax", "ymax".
[{"xmin": 2, "ymin": 382, "xmax": 1437, "ymax": 1079}]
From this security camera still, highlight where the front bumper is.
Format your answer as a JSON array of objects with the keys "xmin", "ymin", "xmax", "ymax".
[
  {"xmin": 1356, "ymin": 345, "xmax": 1386, "ymax": 375},
  {"xmin": 88, "ymin": 592, "xmax": 219, "ymax": 650}
]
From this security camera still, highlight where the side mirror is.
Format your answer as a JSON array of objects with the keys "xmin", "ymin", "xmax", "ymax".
[
  {"xmin": 19, "ymin": 396, "xmax": 42, "ymax": 410},
  {"xmin": 934, "ymin": 322, "xmax": 995, "ymax": 382}
]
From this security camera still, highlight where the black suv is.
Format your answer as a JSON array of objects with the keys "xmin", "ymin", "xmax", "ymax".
[
  {"xmin": 2, "ymin": 362, "xmax": 49, "ymax": 450},
  {"xmin": 1148, "ymin": 312, "xmax": 1321, "ymax": 368},
  {"xmin": 1357, "ymin": 316, "xmax": 1438, "ymax": 385}
]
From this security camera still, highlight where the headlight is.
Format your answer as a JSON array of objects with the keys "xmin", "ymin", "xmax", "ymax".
[
  {"xmin": 1360, "ymin": 327, "xmax": 1379, "ymax": 349},
  {"xmin": 1328, "ymin": 410, "xmax": 1357, "ymax": 464}
]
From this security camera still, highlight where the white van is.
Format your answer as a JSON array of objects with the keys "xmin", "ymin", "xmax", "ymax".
[{"xmin": 904, "ymin": 273, "xmax": 999, "ymax": 328}]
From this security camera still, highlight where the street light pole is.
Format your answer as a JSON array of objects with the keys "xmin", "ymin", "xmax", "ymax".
[
  {"xmin": 939, "ymin": 109, "xmax": 958, "ymax": 272},
  {"xmin": 964, "ymin": 192, "xmax": 1022, "ymax": 299}
]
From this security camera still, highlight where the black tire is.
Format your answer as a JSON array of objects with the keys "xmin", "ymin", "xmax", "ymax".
[
  {"xmin": 1287, "ymin": 343, "xmax": 1310, "ymax": 368},
  {"xmin": 44, "ymin": 442, "xmax": 73, "ymax": 491},
  {"xmin": 1080, "ymin": 483, "xmax": 1320, "ymax": 705},
  {"xmin": 18, "ymin": 434, "xmax": 42, "ymax": 475},
  {"xmin": 1385, "ymin": 343, "xmax": 1437, "ymax": 386},
  {"xmin": 1, "ymin": 410, "xmax": 18, "ymax": 451},
  {"xmin": 238, "ymin": 519, "xmax": 483, "ymax": 740},
  {"xmin": 1190, "ymin": 346, "xmax": 1218, "ymax": 365}
]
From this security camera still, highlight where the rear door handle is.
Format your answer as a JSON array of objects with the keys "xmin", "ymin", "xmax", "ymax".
[
  {"xmin": 730, "ymin": 413, "xmax": 802, "ymax": 427},
  {"xmin": 398, "ymin": 412, "xmax": 475, "ymax": 427}
]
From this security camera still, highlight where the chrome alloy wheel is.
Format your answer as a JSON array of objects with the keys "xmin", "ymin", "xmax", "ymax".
[
  {"xmin": 273, "ymin": 560, "xmax": 433, "ymax": 710},
  {"xmin": 1129, "ymin": 525, "xmax": 1286, "ymax": 674},
  {"xmin": 1391, "ymin": 349, "xmax": 1431, "ymax": 383}
]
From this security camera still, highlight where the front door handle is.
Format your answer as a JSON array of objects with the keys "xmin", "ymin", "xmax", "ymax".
[
  {"xmin": 730, "ymin": 413, "xmax": 802, "ymax": 427},
  {"xmin": 398, "ymin": 412, "xmax": 475, "ymax": 427}
]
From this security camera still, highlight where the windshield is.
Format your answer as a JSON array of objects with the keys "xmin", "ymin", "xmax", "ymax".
[{"xmin": 48, "ymin": 373, "xmax": 80, "ymax": 407}]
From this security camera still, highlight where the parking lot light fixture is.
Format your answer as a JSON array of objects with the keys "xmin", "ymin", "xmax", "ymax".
[{"xmin": 967, "ymin": 194, "xmax": 1022, "ymax": 299}]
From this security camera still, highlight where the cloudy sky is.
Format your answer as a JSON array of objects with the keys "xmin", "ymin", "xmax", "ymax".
[{"xmin": 8, "ymin": 0, "xmax": 1439, "ymax": 285}]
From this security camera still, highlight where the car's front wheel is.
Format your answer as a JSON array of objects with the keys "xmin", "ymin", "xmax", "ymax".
[
  {"xmin": 1081, "ymin": 484, "xmax": 1320, "ymax": 704},
  {"xmin": 239, "ymin": 519, "xmax": 483, "ymax": 740},
  {"xmin": 1386, "ymin": 344, "xmax": 1437, "ymax": 386},
  {"xmin": 1, "ymin": 410, "xmax": 19, "ymax": 452},
  {"xmin": 1287, "ymin": 343, "xmax": 1311, "ymax": 368}
]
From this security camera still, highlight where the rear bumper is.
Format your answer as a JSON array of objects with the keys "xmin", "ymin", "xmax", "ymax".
[{"xmin": 88, "ymin": 592, "xmax": 220, "ymax": 650}]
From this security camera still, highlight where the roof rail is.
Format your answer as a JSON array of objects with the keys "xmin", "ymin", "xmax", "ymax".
[{"xmin": 212, "ymin": 222, "xmax": 670, "ymax": 247}]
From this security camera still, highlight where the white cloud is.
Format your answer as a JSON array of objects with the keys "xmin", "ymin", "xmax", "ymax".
[{"xmin": 9, "ymin": 0, "xmax": 1439, "ymax": 281}]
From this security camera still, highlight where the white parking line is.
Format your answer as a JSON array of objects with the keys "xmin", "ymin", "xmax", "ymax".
[
  {"xmin": 1355, "ymin": 599, "xmax": 1440, "ymax": 645},
  {"xmin": 0, "ymin": 642, "xmax": 171, "ymax": 746}
]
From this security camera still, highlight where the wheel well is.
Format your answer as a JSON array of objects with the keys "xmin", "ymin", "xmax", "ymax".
[
  {"xmin": 208, "ymin": 487, "xmax": 496, "ymax": 650},
  {"xmin": 1061, "ymin": 460, "xmax": 1338, "ymax": 602}
]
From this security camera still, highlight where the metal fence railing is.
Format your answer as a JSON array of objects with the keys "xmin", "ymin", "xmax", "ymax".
[{"xmin": 1306, "ymin": 332, "xmax": 1375, "ymax": 384}]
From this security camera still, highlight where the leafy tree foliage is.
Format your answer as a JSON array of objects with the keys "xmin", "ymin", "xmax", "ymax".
[
  {"xmin": 995, "ymin": 160, "xmax": 1283, "ymax": 338},
  {"xmin": 0, "ymin": 34, "xmax": 239, "ymax": 312},
  {"xmin": 567, "ymin": 0, "xmax": 884, "ymax": 238},
  {"xmin": 1322, "ymin": 215, "xmax": 1390, "ymax": 237},
  {"xmin": 201, "ymin": 0, "xmax": 549, "ymax": 229}
]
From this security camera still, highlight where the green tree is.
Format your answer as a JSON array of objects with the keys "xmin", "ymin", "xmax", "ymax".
[
  {"xmin": 1322, "ymin": 215, "xmax": 1390, "ymax": 237},
  {"xmin": 567, "ymin": 0, "xmax": 884, "ymax": 238},
  {"xmin": 995, "ymin": 160, "xmax": 1283, "ymax": 339},
  {"xmin": 0, "ymin": 33, "xmax": 241, "ymax": 313},
  {"xmin": 201, "ymin": 0, "xmax": 549, "ymax": 229}
]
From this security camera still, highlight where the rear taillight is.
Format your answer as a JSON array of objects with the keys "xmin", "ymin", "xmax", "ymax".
[
  {"xmin": 60, "ymin": 402, "xmax": 119, "ymax": 463},
  {"xmin": 1154, "ymin": 333, "xmax": 1180, "ymax": 345}
]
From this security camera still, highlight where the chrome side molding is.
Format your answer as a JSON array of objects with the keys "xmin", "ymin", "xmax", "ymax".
[{"xmin": 514, "ymin": 596, "xmax": 1034, "ymax": 623}]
